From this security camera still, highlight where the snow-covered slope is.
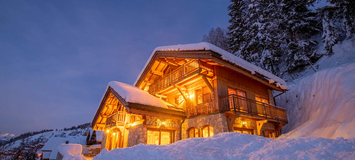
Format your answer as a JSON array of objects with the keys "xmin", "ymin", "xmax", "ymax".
[
  {"xmin": 0, "ymin": 133, "xmax": 15, "ymax": 142},
  {"xmin": 93, "ymin": 132, "xmax": 355, "ymax": 160},
  {"xmin": 276, "ymin": 38, "xmax": 355, "ymax": 139}
]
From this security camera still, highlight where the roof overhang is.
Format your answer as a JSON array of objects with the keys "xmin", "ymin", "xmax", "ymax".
[{"xmin": 135, "ymin": 50, "xmax": 285, "ymax": 92}]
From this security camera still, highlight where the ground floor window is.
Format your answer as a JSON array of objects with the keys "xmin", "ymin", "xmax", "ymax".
[
  {"xmin": 188, "ymin": 127, "xmax": 199, "ymax": 138},
  {"xmin": 234, "ymin": 128, "xmax": 254, "ymax": 135},
  {"xmin": 147, "ymin": 130, "xmax": 173, "ymax": 145},
  {"xmin": 202, "ymin": 125, "xmax": 214, "ymax": 138}
]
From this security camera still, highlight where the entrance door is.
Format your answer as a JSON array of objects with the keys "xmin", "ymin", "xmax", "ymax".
[{"xmin": 107, "ymin": 129, "xmax": 121, "ymax": 150}]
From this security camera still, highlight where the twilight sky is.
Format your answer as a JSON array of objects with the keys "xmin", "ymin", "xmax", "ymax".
[{"xmin": 0, "ymin": 0, "xmax": 230, "ymax": 135}]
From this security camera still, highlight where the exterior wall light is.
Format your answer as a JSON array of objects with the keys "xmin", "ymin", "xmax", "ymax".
[{"xmin": 106, "ymin": 130, "xmax": 110, "ymax": 133}]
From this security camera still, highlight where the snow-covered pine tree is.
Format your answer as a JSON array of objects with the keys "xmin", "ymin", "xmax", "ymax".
[
  {"xmin": 244, "ymin": 0, "xmax": 284, "ymax": 75},
  {"xmin": 227, "ymin": 0, "xmax": 249, "ymax": 56},
  {"xmin": 279, "ymin": 0, "xmax": 321, "ymax": 74},
  {"xmin": 319, "ymin": 0, "xmax": 355, "ymax": 54},
  {"xmin": 202, "ymin": 27, "xmax": 230, "ymax": 52}
]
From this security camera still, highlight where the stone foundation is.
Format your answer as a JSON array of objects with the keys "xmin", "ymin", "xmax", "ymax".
[{"xmin": 181, "ymin": 113, "xmax": 228, "ymax": 139}]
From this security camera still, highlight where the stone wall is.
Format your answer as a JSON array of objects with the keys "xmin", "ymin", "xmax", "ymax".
[
  {"xmin": 127, "ymin": 124, "xmax": 146, "ymax": 147},
  {"xmin": 181, "ymin": 113, "xmax": 228, "ymax": 139}
]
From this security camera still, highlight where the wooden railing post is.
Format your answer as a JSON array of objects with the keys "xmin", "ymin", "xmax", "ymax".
[{"xmin": 232, "ymin": 94, "xmax": 236, "ymax": 113}]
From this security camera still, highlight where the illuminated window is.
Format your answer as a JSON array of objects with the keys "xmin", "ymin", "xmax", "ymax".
[
  {"xmin": 202, "ymin": 126, "xmax": 214, "ymax": 138},
  {"xmin": 255, "ymin": 95, "xmax": 269, "ymax": 103},
  {"xmin": 196, "ymin": 89, "xmax": 203, "ymax": 104},
  {"xmin": 196, "ymin": 86, "xmax": 211, "ymax": 105},
  {"xmin": 228, "ymin": 88, "xmax": 247, "ymax": 111},
  {"xmin": 188, "ymin": 127, "xmax": 199, "ymax": 138},
  {"xmin": 147, "ymin": 130, "xmax": 172, "ymax": 145}
]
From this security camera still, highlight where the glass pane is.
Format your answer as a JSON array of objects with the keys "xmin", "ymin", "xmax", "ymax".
[
  {"xmin": 237, "ymin": 90, "xmax": 246, "ymax": 97},
  {"xmin": 202, "ymin": 127, "xmax": 209, "ymax": 137},
  {"xmin": 189, "ymin": 128, "xmax": 195, "ymax": 138},
  {"xmin": 147, "ymin": 130, "xmax": 160, "ymax": 145},
  {"xmin": 209, "ymin": 127, "xmax": 214, "ymax": 137},
  {"xmin": 255, "ymin": 96, "xmax": 262, "ymax": 102},
  {"xmin": 196, "ymin": 89, "xmax": 202, "ymax": 104},
  {"xmin": 195, "ymin": 128, "xmax": 199, "ymax": 137},
  {"xmin": 228, "ymin": 88, "xmax": 236, "ymax": 95},
  {"xmin": 160, "ymin": 131, "xmax": 171, "ymax": 145},
  {"xmin": 262, "ymin": 98, "xmax": 269, "ymax": 104}
]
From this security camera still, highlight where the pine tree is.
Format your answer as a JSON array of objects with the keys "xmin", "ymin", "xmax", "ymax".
[
  {"xmin": 319, "ymin": 0, "xmax": 355, "ymax": 54},
  {"xmin": 228, "ymin": 0, "xmax": 249, "ymax": 56},
  {"xmin": 202, "ymin": 27, "xmax": 230, "ymax": 52},
  {"xmin": 279, "ymin": 0, "xmax": 321, "ymax": 73}
]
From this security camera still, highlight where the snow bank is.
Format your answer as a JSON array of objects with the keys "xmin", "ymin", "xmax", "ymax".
[
  {"xmin": 276, "ymin": 38, "xmax": 355, "ymax": 139},
  {"xmin": 57, "ymin": 144, "xmax": 86, "ymax": 160},
  {"xmin": 108, "ymin": 81, "xmax": 167, "ymax": 108},
  {"xmin": 93, "ymin": 133, "xmax": 355, "ymax": 160},
  {"xmin": 135, "ymin": 42, "xmax": 288, "ymax": 90}
]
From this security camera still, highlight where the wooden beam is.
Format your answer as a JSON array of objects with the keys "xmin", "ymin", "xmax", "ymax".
[
  {"xmin": 175, "ymin": 85, "xmax": 189, "ymax": 102},
  {"xmin": 155, "ymin": 94, "xmax": 167, "ymax": 99},
  {"xmin": 200, "ymin": 75, "xmax": 214, "ymax": 94},
  {"xmin": 151, "ymin": 70, "xmax": 163, "ymax": 76}
]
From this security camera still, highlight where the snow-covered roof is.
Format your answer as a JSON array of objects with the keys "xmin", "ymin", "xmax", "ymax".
[
  {"xmin": 134, "ymin": 42, "xmax": 288, "ymax": 90},
  {"xmin": 108, "ymin": 81, "xmax": 168, "ymax": 108},
  {"xmin": 41, "ymin": 137, "xmax": 85, "ymax": 160}
]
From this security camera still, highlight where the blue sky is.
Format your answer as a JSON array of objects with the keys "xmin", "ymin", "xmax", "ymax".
[{"xmin": 0, "ymin": 0, "xmax": 230, "ymax": 135}]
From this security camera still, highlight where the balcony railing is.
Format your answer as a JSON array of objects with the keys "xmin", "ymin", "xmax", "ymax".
[
  {"xmin": 148, "ymin": 60, "xmax": 200, "ymax": 94},
  {"xmin": 220, "ymin": 94, "xmax": 288, "ymax": 123},
  {"xmin": 106, "ymin": 111, "xmax": 126, "ymax": 128},
  {"xmin": 186, "ymin": 103, "xmax": 218, "ymax": 117}
]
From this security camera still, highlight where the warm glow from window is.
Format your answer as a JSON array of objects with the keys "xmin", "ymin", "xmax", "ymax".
[
  {"xmin": 106, "ymin": 130, "xmax": 110, "ymax": 133},
  {"xmin": 202, "ymin": 126, "xmax": 214, "ymax": 138},
  {"xmin": 188, "ymin": 128, "xmax": 199, "ymax": 138},
  {"xmin": 147, "ymin": 130, "xmax": 172, "ymax": 145}
]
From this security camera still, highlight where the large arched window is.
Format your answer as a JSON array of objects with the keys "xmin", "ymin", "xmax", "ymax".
[
  {"xmin": 201, "ymin": 125, "xmax": 214, "ymax": 138},
  {"xmin": 188, "ymin": 127, "xmax": 199, "ymax": 138}
]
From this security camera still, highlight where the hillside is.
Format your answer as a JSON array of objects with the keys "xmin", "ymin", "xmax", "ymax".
[
  {"xmin": 276, "ymin": 38, "xmax": 355, "ymax": 139},
  {"xmin": 0, "ymin": 123, "xmax": 90, "ymax": 160}
]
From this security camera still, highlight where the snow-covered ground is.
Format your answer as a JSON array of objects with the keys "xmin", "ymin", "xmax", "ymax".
[
  {"xmin": 93, "ymin": 132, "xmax": 355, "ymax": 160},
  {"xmin": 276, "ymin": 38, "xmax": 355, "ymax": 139}
]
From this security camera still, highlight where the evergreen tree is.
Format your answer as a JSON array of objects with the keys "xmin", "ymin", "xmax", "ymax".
[
  {"xmin": 319, "ymin": 0, "xmax": 355, "ymax": 54},
  {"xmin": 203, "ymin": 27, "xmax": 230, "ymax": 52},
  {"xmin": 228, "ymin": 0, "xmax": 248, "ymax": 56},
  {"xmin": 279, "ymin": 0, "xmax": 321, "ymax": 74}
]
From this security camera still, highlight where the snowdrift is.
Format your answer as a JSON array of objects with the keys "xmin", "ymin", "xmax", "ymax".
[
  {"xmin": 276, "ymin": 38, "xmax": 355, "ymax": 139},
  {"xmin": 93, "ymin": 133, "xmax": 355, "ymax": 160}
]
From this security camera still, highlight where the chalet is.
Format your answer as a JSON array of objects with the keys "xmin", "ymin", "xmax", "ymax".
[{"xmin": 91, "ymin": 42, "xmax": 288, "ymax": 150}]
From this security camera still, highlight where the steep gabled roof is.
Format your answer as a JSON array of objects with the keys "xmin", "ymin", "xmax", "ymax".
[
  {"xmin": 134, "ymin": 42, "xmax": 288, "ymax": 90},
  {"xmin": 91, "ymin": 81, "xmax": 185, "ymax": 130}
]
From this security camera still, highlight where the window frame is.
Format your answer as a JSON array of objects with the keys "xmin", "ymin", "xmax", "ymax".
[
  {"xmin": 147, "ymin": 129, "xmax": 174, "ymax": 145},
  {"xmin": 187, "ymin": 127, "xmax": 199, "ymax": 138},
  {"xmin": 201, "ymin": 125, "xmax": 214, "ymax": 138}
]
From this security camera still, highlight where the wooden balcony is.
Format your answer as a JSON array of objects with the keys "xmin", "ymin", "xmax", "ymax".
[
  {"xmin": 148, "ymin": 60, "xmax": 201, "ymax": 94},
  {"xmin": 220, "ymin": 94, "xmax": 288, "ymax": 123},
  {"xmin": 106, "ymin": 111, "xmax": 126, "ymax": 128}
]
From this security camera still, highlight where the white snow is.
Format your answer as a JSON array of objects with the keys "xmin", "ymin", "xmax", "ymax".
[
  {"xmin": 57, "ymin": 144, "xmax": 86, "ymax": 160},
  {"xmin": 276, "ymin": 38, "xmax": 355, "ymax": 139},
  {"xmin": 93, "ymin": 133, "xmax": 355, "ymax": 160},
  {"xmin": 107, "ymin": 81, "xmax": 167, "ymax": 108},
  {"xmin": 134, "ymin": 42, "xmax": 288, "ymax": 90},
  {"xmin": 42, "ymin": 136, "xmax": 86, "ymax": 159}
]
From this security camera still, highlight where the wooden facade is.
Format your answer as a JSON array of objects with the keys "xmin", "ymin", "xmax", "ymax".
[{"xmin": 91, "ymin": 46, "xmax": 288, "ymax": 151}]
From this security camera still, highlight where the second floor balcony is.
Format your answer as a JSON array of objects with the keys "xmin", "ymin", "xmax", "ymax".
[
  {"xmin": 148, "ymin": 60, "xmax": 212, "ymax": 94},
  {"xmin": 185, "ymin": 94, "xmax": 288, "ymax": 123},
  {"xmin": 220, "ymin": 94, "xmax": 288, "ymax": 123}
]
